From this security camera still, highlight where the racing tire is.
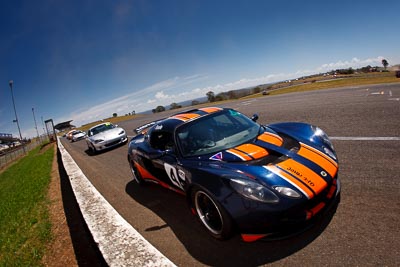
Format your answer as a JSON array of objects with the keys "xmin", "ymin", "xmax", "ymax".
[
  {"xmin": 191, "ymin": 187, "xmax": 233, "ymax": 240},
  {"xmin": 88, "ymin": 144, "xmax": 97, "ymax": 155},
  {"xmin": 129, "ymin": 158, "xmax": 145, "ymax": 185}
]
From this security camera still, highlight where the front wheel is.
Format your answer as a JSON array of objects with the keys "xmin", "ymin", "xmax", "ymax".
[
  {"xmin": 191, "ymin": 187, "xmax": 233, "ymax": 240},
  {"xmin": 88, "ymin": 144, "xmax": 97, "ymax": 154},
  {"xmin": 128, "ymin": 158, "xmax": 145, "ymax": 185}
]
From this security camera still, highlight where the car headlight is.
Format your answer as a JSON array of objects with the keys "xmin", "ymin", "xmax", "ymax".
[
  {"xmin": 274, "ymin": 186, "xmax": 302, "ymax": 198},
  {"xmin": 312, "ymin": 126, "xmax": 337, "ymax": 160},
  {"xmin": 230, "ymin": 179, "xmax": 279, "ymax": 203},
  {"xmin": 94, "ymin": 139, "xmax": 104, "ymax": 144}
]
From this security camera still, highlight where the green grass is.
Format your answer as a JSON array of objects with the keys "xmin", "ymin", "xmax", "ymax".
[
  {"xmin": 0, "ymin": 145, "xmax": 54, "ymax": 266},
  {"xmin": 269, "ymin": 73, "xmax": 399, "ymax": 96},
  {"xmin": 241, "ymin": 72, "xmax": 400, "ymax": 100}
]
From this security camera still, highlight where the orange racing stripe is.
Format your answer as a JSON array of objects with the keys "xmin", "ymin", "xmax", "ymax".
[
  {"xmin": 298, "ymin": 142, "xmax": 338, "ymax": 177},
  {"xmin": 227, "ymin": 144, "xmax": 268, "ymax": 161},
  {"xmin": 199, "ymin": 107, "xmax": 223, "ymax": 113},
  {"xmin": 257, "ymin": 132, "xmax": 283, "ymax": 146},
  {"xmin": 277, "ymin": 159, "xmax": 328, "ymax": 195},
  {"xmin": 265, "ymin": 165, "xmax": 315, "ymax": 199},
  {"xmin": 227, "ymin": 148, "xmax": 253, "ymax": 161},
  {"xmin": 171, "ymin": 113, "xmax": 200, "ymax": 121}
]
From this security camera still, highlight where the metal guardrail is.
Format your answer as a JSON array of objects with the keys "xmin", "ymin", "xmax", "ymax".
[{"xmin": 0, "ymin": 138, "xmax": 50, "ymax": 169}]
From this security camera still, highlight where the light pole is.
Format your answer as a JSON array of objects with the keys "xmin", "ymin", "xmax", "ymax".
[
  {"xmin": 9, "ymin": 80, "xmax": 25, "ymax": 152},
  {"xmin": 32, "ymin": 107, "xmax": 40, "ymax": 143}
]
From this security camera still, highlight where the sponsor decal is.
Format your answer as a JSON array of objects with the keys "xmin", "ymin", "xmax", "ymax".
[
  {"xmin": 178, "ymin": 169, "xmax": 186, "ymax": 180},
  {"xmin": 265, "ymin": 159, "xmax": 329, "ymax": 199},
  {"xmin": 278, "ymin": 159, "xmax": 328, "ymax": 195},
  {"xmin": 210, "ymin": 152, "xmax": 223, "ymax": 161},
  {"xmin": 264, "ymin": 165, "xmax": 314, "ymax": 199},
  {"xmin": 155, "ymin": 124, "xmax": 163, "ymax": 130},
  {"xmin": 164, "ymin": 163, "xmax": 185, "ymax": 190},
  {"xmin": 286, "ymin": 166, "xmax": 317, "ymax": 188}
]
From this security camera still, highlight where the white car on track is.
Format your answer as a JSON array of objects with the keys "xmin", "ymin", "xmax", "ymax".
[
  {"xmin": 86, "ymin": 122, "xmax": 127, "ymax": 153},
  {"xmin": 71, "ymin": 130, "xmax": 87, "ymax": 142}
]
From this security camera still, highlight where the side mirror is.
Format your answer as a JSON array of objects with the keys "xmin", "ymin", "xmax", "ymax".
[{"xmin": 251, "ymin": 114, "xmax": 259, "ymax": 122}]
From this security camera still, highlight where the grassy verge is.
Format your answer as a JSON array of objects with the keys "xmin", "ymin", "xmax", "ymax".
[
  {"xmin": 269, "ymin": 72, "xmax": 399, "ymax": 96},
  {"xmin": 0, "ymin": 144, "xmax": 54, "ymax": 266}
]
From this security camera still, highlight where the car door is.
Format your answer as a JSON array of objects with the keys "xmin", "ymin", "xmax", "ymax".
[{"xmin": 139, "ymin": 129, "xmax": 185, "ymax": 191}]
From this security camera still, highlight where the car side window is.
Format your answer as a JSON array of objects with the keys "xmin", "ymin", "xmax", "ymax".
[{"xmin": 150, "ymin": 130, "xmax": 174, "ymax": 151}]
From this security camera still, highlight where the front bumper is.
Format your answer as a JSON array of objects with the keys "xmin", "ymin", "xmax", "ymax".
[
  {"xmin": 234, "ymin": 177, "xmax": 341, "ymax": 242},
  {"xmin": 92, "ymin": 136, "xmax": 128, "ymax": 151}
]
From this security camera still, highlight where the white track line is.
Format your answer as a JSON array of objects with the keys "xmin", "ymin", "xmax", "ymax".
[
  {"xmin": 330, "ymin": 137, "xmax": 400, "ymax": 141},
  {"xmin": 58, "ymin": 138, "xmax": 176, "ymax": 267}
]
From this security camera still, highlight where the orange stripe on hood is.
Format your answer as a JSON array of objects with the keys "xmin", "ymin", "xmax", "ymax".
[
  {"xmin": 265, "ymin": 165, "xmax": 315, "ymax": 199},
  {"xmin": 298, "ymin": 142, "xmax": 338, "ymax": 177},
  {"xmin": 228, "ymin": 144, "xmax": 268, "ymax": 161},
  {"xmin": 277, "ymin": 159, "xmax": 328, "ymax": 195},
  {"xmin": 257, "ymin": 132, "xmax": 283, "ymax": 146},
  {"xmin": 227, "ymin": 148, "xmax": 253, "ymax": 161}
]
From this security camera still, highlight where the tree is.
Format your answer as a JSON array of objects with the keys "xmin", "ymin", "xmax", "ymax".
[
  {"xmin": 382, "ymin": 59, "xmax": 389, "ymax": 70},
  {"xmin": 252, "ymin": 86, "xmax": 262, "ymax": 94},
  {"xmin": 112, "ymin": 113, "xmax": 117, "ymax": 117},
  {"xmin": 153, "ymin": 105, "xmax": 165, "ymax": 113},
  {"xmin": 227, "ymin": 90, "xmax": 237, "ymax": 99},
  {"xmin": 215, "ymin": 92, "xmax": 227, "ymax": 102},
  {"xmin": 206, "ymin": 91, "xmax": 215, "ymax": 102}
]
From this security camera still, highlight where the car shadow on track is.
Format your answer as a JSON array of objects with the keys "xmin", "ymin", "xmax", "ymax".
[
  {"xmin": 125, "ymin": 180, "xmax": 339, "ymax": 266},
  {"xmin": 84, "ymin": 142, "xmax": 128, "ymax": 156}
]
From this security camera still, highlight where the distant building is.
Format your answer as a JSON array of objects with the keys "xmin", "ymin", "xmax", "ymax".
[
  {"xmin": 54, "ymin": 120, "xmax": 75, "ymax": 132},
  {"xmin": 0, "ymin": 133, "xmax": 17, "ymax": 143}
]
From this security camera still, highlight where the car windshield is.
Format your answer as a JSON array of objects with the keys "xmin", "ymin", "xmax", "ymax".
[
  {"xmin": 176, "ymin": 109, "xmax": 260, "ymax": 157},
  {"xmin": 89, "ymin": 123, "xmax": 115, "ymax": 136}
]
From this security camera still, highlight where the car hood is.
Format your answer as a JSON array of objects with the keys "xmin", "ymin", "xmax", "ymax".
[
  {"xmin": 74, "ymin": 133, "xmax": 86, "ymax": 137},
  {"xmin": 90, "ymin": 128, "xmax": 124, "ymax": 140},
  {"xmin": 192, "ymin": 123, "xmax": 338, "ymax": 199}
]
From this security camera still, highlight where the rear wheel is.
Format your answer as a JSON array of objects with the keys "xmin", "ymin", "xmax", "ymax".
[{"xmin": 191, "ymin": 187, "xmax": 233, "ymax": 240}]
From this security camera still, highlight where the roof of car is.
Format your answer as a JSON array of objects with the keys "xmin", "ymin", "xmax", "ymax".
[
  {"xmin": 135, "ymin": 107, "xmax": 224, "ymax": 134},
  {"xmin": 89, "ymin": 121, "xmax": 113, "ymax": 130}
]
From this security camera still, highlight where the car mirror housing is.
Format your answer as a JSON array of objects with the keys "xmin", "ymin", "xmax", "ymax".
[{"xmin": 251, "ymin": 114, "xmax": 259, "ymax": 122}]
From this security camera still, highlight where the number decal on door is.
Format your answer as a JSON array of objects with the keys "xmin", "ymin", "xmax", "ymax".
[{"xmin": 164, "ymin": 163, "xmax": 185, "ymax": 190}]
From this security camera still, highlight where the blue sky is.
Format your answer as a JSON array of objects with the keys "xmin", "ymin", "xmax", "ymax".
[{"xmin": 1, "ymin": 0, "xmax": 399, "ymax": 138}]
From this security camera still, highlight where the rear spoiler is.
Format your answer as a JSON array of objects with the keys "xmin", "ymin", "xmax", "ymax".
[
  {"xmin": 134, "ymin": 119, "xmax": 164, "ymax": 135},
  {"xmin": 134, "ymin": 108, "xmax": 212, "ymax": 135}
]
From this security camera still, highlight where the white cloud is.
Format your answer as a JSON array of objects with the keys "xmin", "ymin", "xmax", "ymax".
[
  {"xmin": 317, "ymin": 56, "xmax": 384, "ymax": 71},
  {"xmin": 155, "ymin": 91, "xmax": 169, "ymax": 99}
]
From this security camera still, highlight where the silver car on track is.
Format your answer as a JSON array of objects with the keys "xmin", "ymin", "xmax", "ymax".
[
  {"xmin": 71, "ymin": 130, "xmax": 87, "ymax": 142},
  {"xmin": 86, "ymin": 122, "xmax": 127, "ymax": 153}
]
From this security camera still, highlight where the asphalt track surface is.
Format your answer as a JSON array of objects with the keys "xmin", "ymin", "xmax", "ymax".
[{"xmin": 60, "ymin": 83, "xmax": 400, "ymax": 266}]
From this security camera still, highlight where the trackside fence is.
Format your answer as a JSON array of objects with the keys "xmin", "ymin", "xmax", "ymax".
[{"xmin": 0, "ymin": 137, "xmax": 49, "ymax": 169}]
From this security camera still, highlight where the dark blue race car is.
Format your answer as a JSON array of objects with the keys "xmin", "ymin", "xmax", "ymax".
[{"xmin": 127, "ymin": 107, "xmax": 340, "ymax": 242}]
